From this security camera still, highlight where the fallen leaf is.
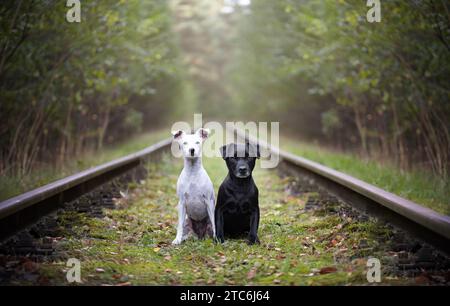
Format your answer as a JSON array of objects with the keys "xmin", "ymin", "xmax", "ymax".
[
  {"xmin": 319, "ymin": 266, "xmax": 337, "ymax": 274},
  {"xmin": 351, "ymin": 258, "xmax": 366, "ymax": 266},
  {"xmin": 38, "ymin": 276, "xmax": 50, "ymax": 285},
  {"xmin": 96, "ymin": 268, "xmax": 105, "ymax": 273},
  {"xmin": 247, "ymin": 268, "xmax": 257, "ymax": 280},
  {"xmin": 22, "ymin": 260, "xmax": 39, "ymax": 272},
  {"xmin": 415, "ymin": 274, "xmax": 430, "ymax": 285}
]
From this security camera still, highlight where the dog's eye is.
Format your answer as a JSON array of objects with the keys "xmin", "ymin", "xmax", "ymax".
[
  {"xmin": 183, "ymin": 142, "xmax": 188, "ymax": 145},
  {"xmin": 195, "ymin": 141, "xmax": 200, "ymax": 144}
]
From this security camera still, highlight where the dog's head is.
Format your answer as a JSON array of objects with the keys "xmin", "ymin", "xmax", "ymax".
[
  {"xmin": 220, "ymin": 142, "xmax": 260, "ymax": 179},
  {"xmin": 172, "ymin": 128, "xmax": 210, "ymax": 158}
]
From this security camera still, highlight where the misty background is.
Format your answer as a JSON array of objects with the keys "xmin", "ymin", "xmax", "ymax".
[{"xmin": 0, "ymin": 0, "xmax": 449, "ymax": 184}]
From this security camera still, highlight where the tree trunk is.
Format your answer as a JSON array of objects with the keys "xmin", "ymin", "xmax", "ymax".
[
  {"xmin": 353, "ymin": 104, "xmax": 368, "ymax": 157},
  {"xmin": 97, "ymin": 103, "xmax": 111, "ymax": 150}
]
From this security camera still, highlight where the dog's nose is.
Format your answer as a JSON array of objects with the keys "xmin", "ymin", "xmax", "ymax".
[
  {"xmin": 190, "ymin": 148, "xmax": 195, "ymax": 156},
  {"xmin": 238, "ymin": 166, "xmax": 247, "ymax": 174}
]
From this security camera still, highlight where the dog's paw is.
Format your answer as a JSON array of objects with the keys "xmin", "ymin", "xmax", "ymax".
[
  {"xmin": 172, "ymin": 238, "xmax": 182, "ymax": 245},
  {"xmin": 247, "ymin": 236, "xmax": 260, "ymax": 245},
  {"xmin": 214, "ymin": 236, "xmax": 225, "ymax": 244}
]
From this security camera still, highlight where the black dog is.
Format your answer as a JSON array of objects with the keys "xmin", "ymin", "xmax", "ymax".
[{"xmin": 215, "ymin": 142, "xmax": 260, "ymax": 244}]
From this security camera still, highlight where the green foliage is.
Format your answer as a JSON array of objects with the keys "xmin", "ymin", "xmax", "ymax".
[
  {"xmin": 0, "ymin": 129, "xmax": 168, "ymax": 201},
  {"xmin": 0, "ymin": 0, "xmax": 182, "ymax": 176},
  {"xmin": 227, "ymin": 0, "xmax": 450, "ymax": 178},
  {"xmin": 1, "ymin": 0, "xmax": 449, "ymax": 201},
  {"xmin": 321, "ymin": 109, "xmax": 341, "ymax": 136}
]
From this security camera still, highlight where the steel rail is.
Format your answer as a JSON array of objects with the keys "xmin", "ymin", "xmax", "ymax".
[{"xmin": 0, "ymin": 137, "xmax": 173, "ymax": 241}]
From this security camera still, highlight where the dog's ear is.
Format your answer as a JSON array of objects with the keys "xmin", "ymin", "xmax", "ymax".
[
  {"xmin": 220, "ymin": 144, "xmax": 228, "ymax": 160},
  {"xmin": 220, "ymin": 143, "xmax": 237, "ymax": 159},
  {"xmin": 196, "ymin": 128, "xmax": 210, "ymax": 140},
  {"xmin": 246, "ymin": 142, "xmax": 260, "ymax": 159},
  {"xmin": 171, "ymin": 130, "xmax": 184, "ymax": 140}
]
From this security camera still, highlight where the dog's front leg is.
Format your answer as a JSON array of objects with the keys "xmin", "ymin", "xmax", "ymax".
[
  {"xmin": 206, "ymin": 196, "xmax": 216, "ymax": 238},
  {"xmin": 248, "ymin": 206, "xmax": 260, "ymax": 245},
  {"xmin": 172, "ymin": 200, "xmax": 186, "ymax": 245},
  {"xmin": 214, "ymin": 205, "xmax": 225, "ymax": 243}
]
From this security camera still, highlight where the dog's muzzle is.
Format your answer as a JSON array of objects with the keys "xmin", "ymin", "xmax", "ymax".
[{"xmin": 236, "ymin": 166, "xmax": 250, "ymax": 178}]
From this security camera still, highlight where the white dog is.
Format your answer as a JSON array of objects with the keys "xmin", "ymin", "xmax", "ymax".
[{"xmin": 171, "ymin": 128, "xmax": 215, "ymax": 245}]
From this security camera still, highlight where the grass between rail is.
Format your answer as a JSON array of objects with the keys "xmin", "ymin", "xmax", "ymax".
[
  {"xmin": 33, "ymin": 153, "xmax": 416, "ymax": 285},
  {"xmin": 281, "ymin": 137, "xmax": 450, "ymax": 216}
]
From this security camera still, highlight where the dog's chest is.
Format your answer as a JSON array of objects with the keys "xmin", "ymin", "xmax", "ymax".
[
  {"xmin": 182, "ymin": 184, "xmax": 209, "ymax": 221},
  {"xmin": 224, "ymin": 193, "xmax": 253, "ymax": 214},
  {"xmin": 177, "ymin": 170, "xmax": 212, "ymax": 221}
]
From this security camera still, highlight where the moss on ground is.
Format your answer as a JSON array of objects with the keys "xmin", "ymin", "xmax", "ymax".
[{"xmin": 28, "ymin": 154, "xmax": 419, "ymax": 285}]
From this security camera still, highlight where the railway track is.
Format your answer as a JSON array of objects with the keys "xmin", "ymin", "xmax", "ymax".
[
  {"xmin": 0, "ymin": 138, "xmax": 172, "ymax": 242},
  {"xmin": 0, "ymin": 128, "xmax": 449, "ymax": 285}
]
